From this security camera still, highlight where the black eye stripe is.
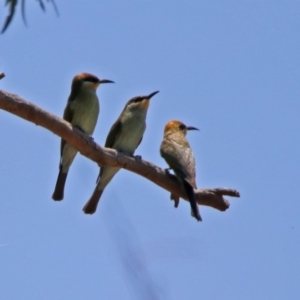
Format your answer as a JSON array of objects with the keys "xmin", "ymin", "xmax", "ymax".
[
  {"xmin": 179, "ymin": 124, "xmax": 186, "ymax": 130},
  {"xmin": 84, "ymin": 76, "xmax": 99, "ymax": 83},
  {"xmin": 129, "ymin": 97, "xmax": 143, "ymax": 103}
]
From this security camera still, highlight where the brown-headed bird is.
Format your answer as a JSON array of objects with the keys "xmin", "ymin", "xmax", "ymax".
[
  {"xmin": 52, "ymin": 72, "xmax": 114, "ymax": 201},
  {"xmin": 82, "ymin": 91, "xmax": 159, "ymax": 214},
  {"xmin": 160, "ymin": 120, "xmax": 202, "ymax": 221}
]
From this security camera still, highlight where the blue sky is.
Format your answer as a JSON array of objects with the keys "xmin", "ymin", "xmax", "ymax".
[{"xmin": 0, "ymin": 1, "xmax": 299, "ymax": 299}]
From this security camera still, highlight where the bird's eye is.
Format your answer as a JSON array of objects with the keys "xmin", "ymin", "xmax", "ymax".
[
  {"xmin": 135, "ymin": 98, "xmax": 142, "ymax": 103},
  {"xmin": 179, "ymin": 124, "xmax": 186, "ymax": 130}
]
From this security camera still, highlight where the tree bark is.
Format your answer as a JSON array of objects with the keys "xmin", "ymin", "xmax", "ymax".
[{"xmin": 0, "ymin": 89, "xmax": 240, "ymax": 212}]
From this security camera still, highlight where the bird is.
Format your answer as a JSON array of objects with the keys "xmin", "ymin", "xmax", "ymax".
[
  {"xmin": 82, "ymin": 90, "xmax": 159, "ymax": 214},
  {"xmin": 160, "ymin": 120, "xmax": 202, "ymax": 221},
  {"xmin": 52, "ymin": 72, "xmax": 114, "ymax": 201}
]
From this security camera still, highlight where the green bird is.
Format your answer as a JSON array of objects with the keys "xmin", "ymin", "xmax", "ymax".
[
  {"xmin": 83, "ymin": 91, "xmax": 159, "ymax": 214},
  {"xmin": 52, "ymin": 72, "xmax": 114, "ymax": 201}
]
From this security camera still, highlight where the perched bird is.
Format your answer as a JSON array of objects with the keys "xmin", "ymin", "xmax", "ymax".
[
  {"xmin": 83, "ymin": 91, "xmax": 159, "ymax": 214},
  {"xmin": 160, "ymin": 120, "xmax": 202, "ymax": 221},
  {"xmin": 52, "ymin": 72, "xmax": 114, "ymax": 201}
]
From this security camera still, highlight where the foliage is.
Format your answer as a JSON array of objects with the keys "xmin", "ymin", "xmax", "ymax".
[{"xmin": 1, "ymin": 0, "xmax": 58, "ymax": 33}]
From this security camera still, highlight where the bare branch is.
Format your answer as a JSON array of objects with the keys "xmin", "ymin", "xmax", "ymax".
[{"xmin": 0, "ymin": 89, "xmax": 240, "ymax": 212}]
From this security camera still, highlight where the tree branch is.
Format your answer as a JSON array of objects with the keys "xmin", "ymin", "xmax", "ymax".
[{"xmin": 0, "ymin": 89, "xmax": 240, "ymax": 212}]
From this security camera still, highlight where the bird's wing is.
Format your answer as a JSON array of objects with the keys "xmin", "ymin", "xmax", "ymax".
[
  {"xmin": 62, "ymin": 102, "xmax": 73, "ymax": 123},
  {"xmin": 104, "ymin": 119, "xmax": 122, "ymax": 148},
  {"xmin": 180, "ymin": 146, "xmax": 197, "ymax": 189},
  {"xmin": 96, "ymin": 118, "xmax": 123, "ymax": 180},
  {"xmin": 60, "ymin": 97, "xmax": 75, "ymax": 157},
  {"xmin": 63, "ymin": 90, "xmax": 78, "ymax": 123}
]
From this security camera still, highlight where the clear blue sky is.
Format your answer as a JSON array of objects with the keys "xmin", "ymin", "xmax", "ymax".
[{"xmin": 1, "ymin": 1, "xmax": 299, "ymax": 299}]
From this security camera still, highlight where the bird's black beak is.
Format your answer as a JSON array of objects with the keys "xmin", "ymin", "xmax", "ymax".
[
  {"xmin": 186, "ymin": 126, "xmax": 199, "ymax": 131},
  {"xmin": 146, "ymin": 91, "xmax": 159, "ymax": 99},
  {"xmin": 99, "ymin": 79, "xmax": 115, "ymax": 84}
]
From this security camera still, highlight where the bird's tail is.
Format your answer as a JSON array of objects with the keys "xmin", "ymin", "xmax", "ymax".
[
  {"xmin": 183, "ymin": 180, "xmax": 202, "ymax": 222},
  {"xmin": 52, "ymin": 170, "xmax": 68, "ymax": 201},
  {"xmin": 82, "ymin": 188, "xmax": 104, "ymax": 214}
]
